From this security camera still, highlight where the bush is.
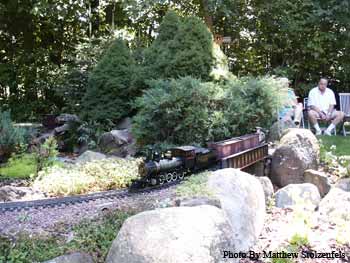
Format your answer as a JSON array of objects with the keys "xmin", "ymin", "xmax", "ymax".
[
  {"xmin": 33, "ymin": 158, "xmax": 142, "ymax": 196},
  {"xmin": 0, "ymin": 111, "xmax": 27, "ymax": 159},
  {"xmin": 83, "ymin": 39, "xmax": 137, "ymax": 128},
  {"xmin": 132, "ymin": 76, "xmax": 284, "ymax": 149},
  {"xmin": 132, "ymin": 77, "xmax": 225, "ymax": 148},
  {"xmin": 143, "ymin": 11, "xmax": 226, "ymax": 83}
]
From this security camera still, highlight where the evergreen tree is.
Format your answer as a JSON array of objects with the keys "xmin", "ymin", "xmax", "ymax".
[
  {"xmin": 83, "ymin": 39, "xmax": 136, "ymax": 127},
  {"xmin": 144, "ymin": 11, "xmax": 217, "ymax": 82}
]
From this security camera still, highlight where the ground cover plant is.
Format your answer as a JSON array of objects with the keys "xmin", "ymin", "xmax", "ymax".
[
  {"xmin": 0, "ymin": 211, "xmax": 131, "ymax": 263},
  {"xmin": 33, "ymin": 158, "xmax": 142, "ymax": 196}
]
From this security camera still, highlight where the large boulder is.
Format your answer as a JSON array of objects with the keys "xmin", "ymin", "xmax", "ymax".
[
  {"xmin": 274, "ymin": 183, "xmax": 321, "ymax": 209},
  {"xmin": 106, "ymin": 205, "xmax": 235, "ymax": 263},
  {"xmin": 271, "ymin": 128, "xmax": 320, "ymax": 187},
  {"xmin": 43, "ymin": 252, "xmax": 93, "ymax": 263},
  {"xmin": 268, "ymin": 119, "xmax": 296, "ymax": 142},
  {"xmin": 75, "ymin": 150, "xmax": 107, "ymax": 164},
  {"xmin": 335, "ymin": 178, "xmax": 350, "ymax": 192},
  {"xmin": 304, "ymin": 169, "xmax": 331, "ymax": 197},
  {"xmin": 257, "ymin": 176, "xmax": 274, "ymax": 204},
  {"xmin": 98, "ymin": 129, "xmax": 135, "ymax": 157},
  {"xmin": 207, "ymin": 168, "xmax": 266, "ymax": 251},
  {"xmin": 318, "ymin": 188, "xmax": 350, "ymax": 221}
]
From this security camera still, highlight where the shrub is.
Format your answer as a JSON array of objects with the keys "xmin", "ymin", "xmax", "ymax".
[
  {"xmin": 143, "ymin": 11, "xmax": 227, "ymax": 83},
  {"xmin": 33, "ymin": 136, "xmax": 59, "ymax": 174},
  {"xmin": 33, "ymin": 158, "xmax": 142, "ymax": 196},
  {"xmin": 0, "ymin": 111, "xmax": 27, "ymax": 159},
  {"xmin": 132, "ymin": 76, "xmax": 285, "ymax": 149},
  {"xmin": 83, "ymin": 39, "xmax": 137, "ymax": 128},
  {"xmin": 132, "ymin": 77, "xmax": 225, "ymax": 148}
]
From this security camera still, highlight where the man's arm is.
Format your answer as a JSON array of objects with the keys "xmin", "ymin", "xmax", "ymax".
[
  {"xmin": 309, "ymin": 89, "xmax": 326, "ymax": 119},
  {"xmin": 326, "ymin": 90, "xmax": 336, "ymax": 120}
]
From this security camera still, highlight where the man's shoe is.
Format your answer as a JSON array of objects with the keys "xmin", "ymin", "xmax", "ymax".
[
  {"xmin": 324, "ymin": 130, "xmax": 332, "ymax": 136},
  {"xmin": 315, "ymin": 130, "xmax": 322, "ymax": 136}
]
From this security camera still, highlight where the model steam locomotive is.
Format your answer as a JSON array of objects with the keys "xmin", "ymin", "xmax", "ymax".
[{"xmin": 132, "ymin": 131, "xmax": 268, "ymax": 189}]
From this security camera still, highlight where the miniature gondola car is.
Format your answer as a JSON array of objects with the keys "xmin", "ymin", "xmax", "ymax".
[{"xmin": 133, "ymin": 146, "xmax": 217, "ymax": 188}]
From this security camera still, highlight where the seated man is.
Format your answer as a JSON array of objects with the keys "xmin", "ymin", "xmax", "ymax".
[
  {"xmin": 279, "ymin": 78, "xmax": 303, "ymax": 127},
  {"xmin": 308, "ymin": 78, "xmax": 344, "ymax": 135}
]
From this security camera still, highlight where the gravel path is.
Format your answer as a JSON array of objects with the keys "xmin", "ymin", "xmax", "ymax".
[{"xmin": 0, "ymin": 186, "xmax": 176, "ymax": 238}]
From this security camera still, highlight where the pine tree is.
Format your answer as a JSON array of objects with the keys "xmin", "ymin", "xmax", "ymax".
[{"xmin": 83, "ymin": 39, "xmax": 136, "ymax": 127}]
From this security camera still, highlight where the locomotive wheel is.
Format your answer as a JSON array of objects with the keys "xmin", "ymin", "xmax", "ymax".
[
  {"xmin": 166, "ymin": 173, "xmax": 173, "ymax": 183},
  {"xmin": 179, "ymin": 171, "xmax": 185, "ymax": 180},
  {"xmin": 159, "ymin": 174, "xmax": 165, "ymax": 185},
  {"xmin": 171, "ymin": 171, "xmax": 178, "ymax": 181}
]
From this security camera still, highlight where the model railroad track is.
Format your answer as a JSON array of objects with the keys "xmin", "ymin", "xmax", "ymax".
[{"xmin": 0, "ymin": 181, "xmax": 179, "ymax": 213}]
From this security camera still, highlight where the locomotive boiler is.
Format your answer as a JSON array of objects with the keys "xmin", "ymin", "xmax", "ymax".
[{"xmin": 133, "ymin": 146, "xmax": 217, "ymax": 188}]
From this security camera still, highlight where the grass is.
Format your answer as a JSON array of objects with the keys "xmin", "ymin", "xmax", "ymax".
[
  {"xmin": 0, "ymin": 211, "xmax": 131, "ymax": 263},
  {"xmin": 318, "ymin": 135, "xmax": 350, "ymax": 157},
  {"xmin": 0, "ymin": 154, "xmax": 37, "ymax": 179}
]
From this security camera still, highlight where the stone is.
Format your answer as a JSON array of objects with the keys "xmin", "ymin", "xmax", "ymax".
[
  {"xmin": 274, "ymin": 183, "xmax": 321, "ymax": 209},
  {"xmin": 271, "ymin": 128, "xmax": 320, "ymax": 187},
  {"xmin": 0, "ymin": 186, "xmax": 45, "ymax": 202},
  {"xmin": 177, "ymin": 196, "xmax": 221, "ymax": 208},
  {"xmin": 98, "ymin": 129, "xmax": 135, "ymax": 157},
  {"xmin": 75, "ymin": 150, "xmax": 107, "ymax": 164},
  {"xmin": 55, "ymin": 114, "xmax": 80, "ymax": 125},
  {"xmin": 257, "ymin": 176, "xmax": 274, "ymax": 204},
  {"xmin": 106, "ymin": 205, "xmax": 235, "ymax": 263},
  {"xmin": 304, "ymin": 169, "xmax": 331, "ymax": 197},
  {"xmin": 43, "ymin": 252, "xmax": 93, "ymax": 263},
  {"xmin": 318, "ymin": 188, "xmax": 350, "ymax": 221},
  {"xmin": 116, "ymin": 117, "xmax": 132, "ymax": 130},
  {"xmin": 207, "ymin": 168, "xmax": 266, "ymax": 251},
  {"xmin": 268, "ymin": 119, "xmax": 296, "ymax": 142},
  {"xmin": 335, "ymin": 178, "xmax": 350, "ymax": 192}
]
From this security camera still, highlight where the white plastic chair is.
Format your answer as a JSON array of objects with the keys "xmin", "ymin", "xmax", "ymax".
[{"xmin": 339, "ymin": 93, "xmax": 350, "ymax": 136}]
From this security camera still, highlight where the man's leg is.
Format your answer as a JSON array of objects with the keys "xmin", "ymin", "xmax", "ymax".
[
  {"xmin": 325, "ymin": 111, "xmax": 345, "ymax": 135},
  {"xmin": 308, "ymin": 110, "xmax": 322, "ymax": 135},
  {"xmin": 293, "ymin": 103, "xmax": 303, "ymax": 127}
]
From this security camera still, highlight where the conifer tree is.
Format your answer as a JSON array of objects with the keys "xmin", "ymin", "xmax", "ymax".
[{"xmin": 83, "ymin": 39, "xmax": 136, "ymax": 127}]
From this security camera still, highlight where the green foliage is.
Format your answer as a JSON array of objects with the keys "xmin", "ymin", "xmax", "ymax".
[
  {"xmin": 143, "ymin": 11, "xmax": 217, "ymax": 82},
  {"xmin": 83, "ymin": 39, "xmax": 137, "ymax": 128},
  {"xmin": 33, "ymin": 158, "xmax": 142, "ymax": 196},
  {"xmin": 289, "ymin": 233, "xmax": 310, "ymax": 249},
  {"xmin": 33, "ymin": 136, "xmax": 59, "ymax": 175},
  {"xmin": 133, "ymin": 76, "xmax": 284, "ymax": 148},
  {"xmin": 0, "ymin": 111, "xmax": 27, "ymax": 159},
  {"xmin": 0, "ymin": 211, "xmax": 131, "ymax": 263},
  {"xmin": 132, "ymin": 77, "xmax": 224, "ymax": 147},
  {"xmin": 0, "ymin": 154, "xmax": 37, "ymax": 179}
]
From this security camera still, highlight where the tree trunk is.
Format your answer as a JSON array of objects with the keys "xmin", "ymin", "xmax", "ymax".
[{"xmin": 199, "ymin": 0, "xmax": 214, "ymax": 32}]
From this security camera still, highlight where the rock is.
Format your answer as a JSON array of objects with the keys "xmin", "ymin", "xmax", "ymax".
[
  {"xmin": 257, "ymin": 176, "xmax": 274, "ymax": 204},
  {"xmin": 268, "ymin": 119, "xmax": 296, "ymax": 142},
  {"xmin": 271, "ymin": 128, "xmax": 320, "ymax": 187},
  {"xmin": 318, "ymin": 188, "xmax": 350, "ymax": 221},
  {"xmin": 335, "ymin": 178, "xmax": 350, "ymax": 192},
  {"xmin": 274, "ymin": 183, "xmax": 321, "ymax": 209},
  {"xmin": 75, "ymin": 150, "xmax": 107, "ymax": 164},
  {"xmin": 0, "ymin": 186, "xmax": 45, "ymax": 202},
  {"xmin": 43, "ymin": 252, "xmax": 93, "ymax": 263},
  {"xmin": 116, "ymin": 117, "xmax": 132, "ymax": 130},
  {"xmin": 98, "ymin": 130, "xmax": 135, "ymax": 157},
  {"xmin": 207, "ymin": 168, "xmax": 266, "ymax": 251},
  {"xmin": 106, "ymin": 205, "xmax": 235, "ymax": 263},
  {"xmin": 177, "ymin": 196, "xmax": 221, "ymax": 208},
  {"xmin": 55, "ymin": 114, "xmax": 80, "ymax": 125},
  {"xmin": 304, "ymin": 169, "xmax": 331, "ymax": 197}
]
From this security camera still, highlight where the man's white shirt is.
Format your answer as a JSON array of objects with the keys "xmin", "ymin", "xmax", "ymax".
[{"xmin": 308, "ymin": 87, "xmax": 336, "ymax": 112}]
